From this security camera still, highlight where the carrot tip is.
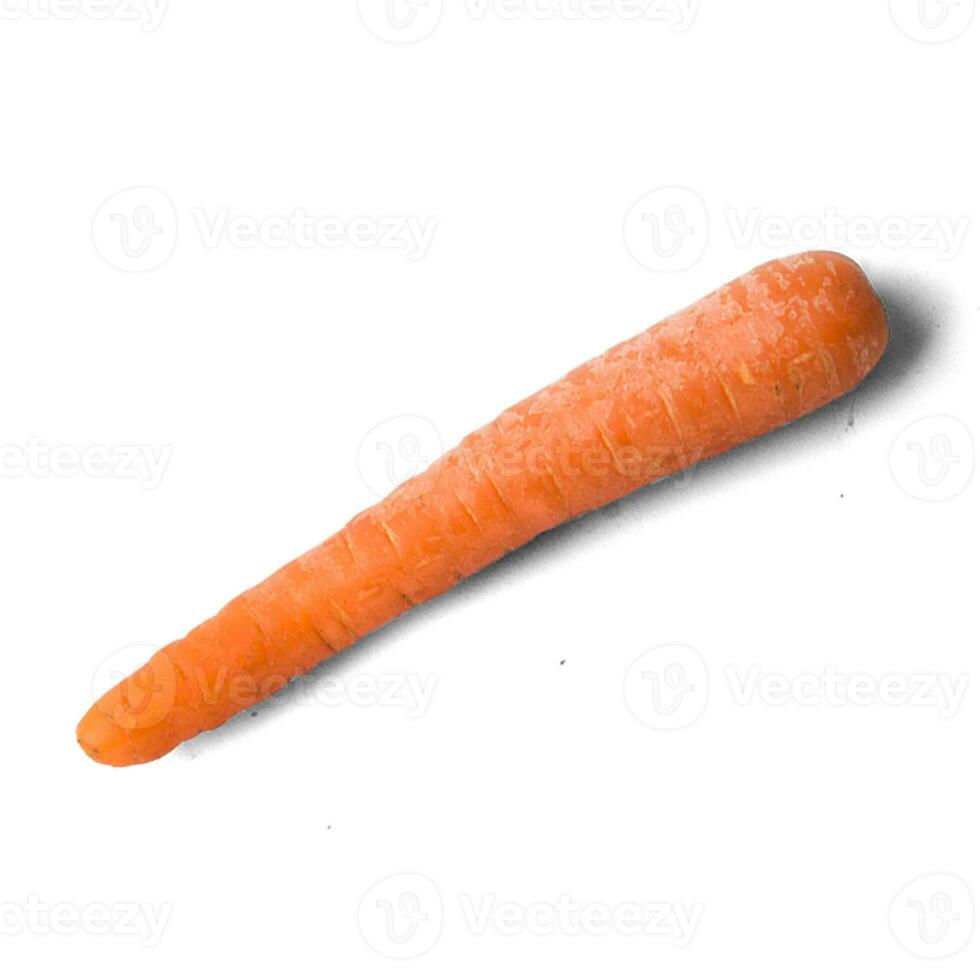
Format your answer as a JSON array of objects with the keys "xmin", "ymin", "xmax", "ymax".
[
  {"xmin": 76, "ymin": 705, "xmax": 136, "ymax": 767},
  {"xmin": 76, "ymin": 733, "xmax": 100, "ymax": 761}
]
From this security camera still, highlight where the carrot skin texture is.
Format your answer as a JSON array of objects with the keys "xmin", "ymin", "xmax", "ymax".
[{"xmin": 77, "ymin": 251, "xmax": 889, "ymax": 766}]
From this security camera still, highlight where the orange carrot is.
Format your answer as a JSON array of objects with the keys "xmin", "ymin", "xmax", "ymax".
[{"xmin": 78, "ymin": 251, "xmax": 889, "ymax": 766}]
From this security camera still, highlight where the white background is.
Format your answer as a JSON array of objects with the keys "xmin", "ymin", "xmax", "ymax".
[{"xmin": 1, "ymin": 0, "xmax": 977, "ymax": 976}]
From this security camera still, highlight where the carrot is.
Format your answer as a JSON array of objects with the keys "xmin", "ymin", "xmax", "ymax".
[{"xmin": 77, "ymin": 250, "xmax": 889, "ymax": 766}]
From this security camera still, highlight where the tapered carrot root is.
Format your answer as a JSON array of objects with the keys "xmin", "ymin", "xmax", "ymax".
[{"xmin": 78, "ymin": 251, "xmax": 889, "ymax": 766}]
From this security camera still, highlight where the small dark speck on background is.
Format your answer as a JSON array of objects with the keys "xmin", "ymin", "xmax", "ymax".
[
  {"xmin": 251, "ymin": 711, "xmax": 258, "ymax": 717},
  {"xmin": 560, "ymin": 660, "xmax": 566, "ymax": 666}
]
